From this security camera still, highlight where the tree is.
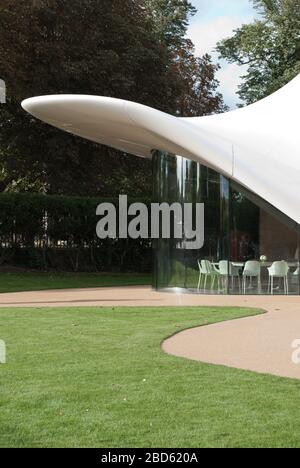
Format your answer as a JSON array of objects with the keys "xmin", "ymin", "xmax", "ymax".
[
  {"xmin": 174, "ymin": 42, "xmax": 228, "ymax": 116},
  {"xmin": 144, "ymin": 0, "xmax": 197, "ymax": 49},
  {"xmin": 217, "ymin": 0, "xmax": 300, "ymax": 104},
  {"xmin": 0, "ymin": 0, "xmax": 227, "ymax": 195},
  {"xmin": 0, "ymin": 0, "xmax": 181, "ymax": 195},
  {"xmin": 145, "ymin": 1, "xmax": 227, "ymax": 116}
]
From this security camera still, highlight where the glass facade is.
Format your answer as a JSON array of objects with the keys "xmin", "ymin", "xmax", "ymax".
[{"xmin": 153, "ymin": 151, "xmax": 300, "ymax": 295}]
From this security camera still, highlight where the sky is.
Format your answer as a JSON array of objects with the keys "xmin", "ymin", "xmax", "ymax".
[{"xmin": 188, "ymin": 0, "xmax": 258, "ymax": 108}]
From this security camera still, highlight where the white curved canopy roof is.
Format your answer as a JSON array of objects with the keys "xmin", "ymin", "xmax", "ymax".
[{"xmin": 22, "ymin": 74, "xmax": 300, "ymax": 224}]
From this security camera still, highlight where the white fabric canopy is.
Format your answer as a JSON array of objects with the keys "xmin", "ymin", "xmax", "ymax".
[{"xmin": 22, "ymin": 73, "xmax": 300, "ymax": 224}]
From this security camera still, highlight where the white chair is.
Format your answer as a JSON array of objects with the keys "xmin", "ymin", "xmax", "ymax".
[
  {"xmin": 268, "ymin": 261, "xmax": 289, "ymax": 295},
  {"xmin": 197, "ymin": 260, "xmax": 204, "ymax": 290},
  {"xmin": 210, "ymin": 262, "xmax": 222, "ymax": 292},
  {"xmin": 201, "ymin": 260, "xmax": 220, "ymax": 292},
  {"xmin": 242, "ymin": 261, "xmax": 261, "ymax": 294},
  {"xmin": 218, "ymin": 260, "xmax": 241, "ymax": 292},
  {"xmin": 291, "ymin": 267, "xmax": 299, "ymax": 286}
]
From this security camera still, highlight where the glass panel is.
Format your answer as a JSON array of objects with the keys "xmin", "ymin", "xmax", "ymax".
[
  {"xmin": 153, "ymin": 151, "xmax": 227, "ymax": 293},
  {"xmin": 153, "ymin": 150, "xmax": 300, "ymax": 296},
  {"xmin": 229, "ymin": 185, "xmax": 300, "ymax": 295}
]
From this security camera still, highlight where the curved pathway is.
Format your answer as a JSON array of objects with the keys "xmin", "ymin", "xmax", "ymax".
[
  {"xmin": 162, "ymin": 295, "xmax": 300, "ymax": 380},
  {"xmin": 1, "ymin": 286, "xmax": 300, "ymax": 379}
]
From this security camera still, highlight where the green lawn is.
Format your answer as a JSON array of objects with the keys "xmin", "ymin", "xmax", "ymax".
[
  {"xmin": 1, "ymin": 306, "xmax": 300, "ymax": 448},
  {"xmin": 0, "ymin": 272, "xmax": 151, "ymax": 293}
]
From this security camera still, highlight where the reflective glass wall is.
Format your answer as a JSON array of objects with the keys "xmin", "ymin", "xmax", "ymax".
[{"xmin": 153, "ymin": 151, "xmax": 300, "ymax": 295}]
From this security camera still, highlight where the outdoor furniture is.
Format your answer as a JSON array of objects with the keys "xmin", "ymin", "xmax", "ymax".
[
  {"xmin": 200, "ymin": 260, "xmax": 210, "ymax": 291},
  {"xmin": 242, "ymin": 260, "xmax": 261, "ymax": 294},
  {"xmin": 197, "ymin": 260, "xmax": 204, "ymax": 290},
  {"xmin": 200, "ymin": 260, "xmax": 220, "ymax": 292},
  {"xmin": 291, "ymin": 266, "xmax": 300, "ymax": 286},
  {"xmin": 268, "ymin": 261, "xmax": 290, "ymax": 295},
  {"xmin": 218, "ymin": 260, "xmax": 241, "ymax": 292}
]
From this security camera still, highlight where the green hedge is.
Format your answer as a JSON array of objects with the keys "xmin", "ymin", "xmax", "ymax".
[{"xmin": 0, "ymin": 193, "xmax": 152, "ymax": 272}]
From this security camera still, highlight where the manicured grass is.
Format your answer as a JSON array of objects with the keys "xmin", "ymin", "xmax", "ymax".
[
  {"xmin": 0, "ymin": 272, "xmax": 151, "ymax": 293},
  {"xmin": 1, "ymin": 305, "xmax": 300, "ymax": 448}
]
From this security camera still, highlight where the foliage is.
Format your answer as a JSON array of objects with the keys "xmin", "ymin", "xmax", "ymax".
[
  {"xmin": 0, "ymin": 0, "xmax": 226, "ymax": 195},
  {"xmin": 0, "ymin": 0, "xmax": 170, "ymax": 195},
  {"xmin": 145, "ymin": 1, "xmax": 227, "ymax": 116},
  {"xmin": 0, "ymin": 193, "xmax": 152, "ymax": 272},
  {"xmin": 144, "ymin": 0, "xmax": 197, "ymax": 49},
  {"xmin": 174, "ymin": 47, "xmax": 228, "ymax": 116},
  {"xmin": 217, "ymin": 0, "xmax": 300, "ymax": 104}
]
